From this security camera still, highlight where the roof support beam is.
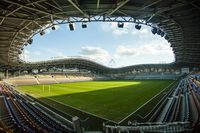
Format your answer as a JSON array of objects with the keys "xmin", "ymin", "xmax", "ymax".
[
  {"xmin": 106, "ymin": 0, "xmax": 130, "ymax": 16},
  {"xmin": 0, "ymin": 15, "xmax": 44, "ymax": 22},
  {"xmin": 0, "ymin": 7, "xmax": 23, "ymax": 25},
  {"xmin": 52, "ymin": 0, "xmax": 63, "ymax": 10},
  {"xmin": 181, "ymin": 0, "xmax": 200, "ymax": 11},
  {"xmin": 2, "ymin": 0, "xmax": 64, "ymax": 19},
  {"xmin": 44, "ymin": 2, "xmax": 63, "ymax": 12},
  {"xmin": 68, "ymin": 0, "xmax": 89, "ymax": 18},
  {"xmin": 190, "ymin": 2, "xmax": 200, "ymax": 10},
  {"xmin": 97, "ymin": 0, "xmax": 100, "ymax": 9},
  {"xmin": 141, "ymin": 0, "xmax": 163, "ymax": 9}
]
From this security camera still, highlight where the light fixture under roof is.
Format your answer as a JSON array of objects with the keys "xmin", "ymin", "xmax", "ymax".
[
  {"xmin": 27, "ymin": 39, "xmax": 33, "ymax": 44},
  {"xmin": 135, "ymin": 24, "xmax": 141, "ymax": 30},
  {"xmin": 69, "ymin": 23, "xmax": 74, "ymax": 31},
  {"xmin": 157, "ymin": 29, "xmax": 162, "ymax": 35},
  {"xmin": 151, "ymin": 27, "xmax": 157, "ymax": 35},
  {"xmin": 117, "ymin": 22, "xmax": 124, "ymax": 28},
  {"xmin": 164, "ymin": 35, "xmax": 169, "ymax": 40},
  {"xmin": 82, "ymin": 22, "xmax": 87, "ymax": 28},
  {"xmin": 40, "ymin": 30, "xmax": 45, "ymax": 36},
  {"xmin": 52, "ymin": 25, "xmax": 56, "ymax": 30},
  {"xmin": 160, "ymin": 31, "xmax": 165, "ymax": 37}
]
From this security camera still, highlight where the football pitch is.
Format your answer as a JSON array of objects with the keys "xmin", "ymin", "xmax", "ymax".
[{"xmin": 18, "ymin": 80, "xmax": 173, "ymax": 122}]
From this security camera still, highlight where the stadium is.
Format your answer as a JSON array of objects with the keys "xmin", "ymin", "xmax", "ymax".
[{"xmin": 0, "ymin": 0, "xmax": 200, "ymax": 133}]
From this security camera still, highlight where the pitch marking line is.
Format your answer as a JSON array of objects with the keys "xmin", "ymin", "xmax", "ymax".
[
  {"xmin": 45, "ymin": 97, "xmax": 117, "ymax": 124},
  {"xmin": 118, "ymin": 81, "xmax": 175, "ymax": 124},
  {"xmin": 16, "ymin": 88, "xmax": 117, "ymax": 123}
]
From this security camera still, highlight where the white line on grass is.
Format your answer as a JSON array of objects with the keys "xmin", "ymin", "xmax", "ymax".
[
  {"xmin": 45, "ymin": 97, "xmax": 118, "ymax": 124},
  {"xmin": 16, "ymin": 88, "xmax": 118, "ymax": 123},
  {"xmin": 118, "ymin": 81, "xmax": 176, "ymax": 124}
]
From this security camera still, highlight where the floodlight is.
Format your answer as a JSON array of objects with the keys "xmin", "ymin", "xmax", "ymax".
[
  {"xmin": 52, "ymin": 25, "xmax": 56, "ymax": 30},
  {"xmin": 135, "ymin": 24, "xmax": 141, "ymax": 30},
  {"xmin": 40, "ymin": 30, "xmax": 45, "ymax": 36},
  {"xmin": 82, "ymin": 22, "xmax": 87, "ymax": 28},
  {"xmin": 27, "ymin": 39, "xmax": 33, "ymax": 44},
  {"xmin": 24, "ymin": 43, "xmax": 28, "ymax": 46},
  {"xmin": 157, "ymin": 29, "xmax": 162, "ymax": 35},
  {"xmin": 117, "ymin": 22, "xmax": 124, "ymax": 28},
  {"xmin": 69, "ymin": 23, "xmax": 74, "ymax": 31},
  {"xmin": 160, "ymin": 31, "xmax": 165, "ymax": 37},
  {"xmin": 151, "ymin": 27, "xmax": 157, "ymax": 34},
  {"xmin": 164, "ymin": 35, "xmax": 169, "ymax": 40}
]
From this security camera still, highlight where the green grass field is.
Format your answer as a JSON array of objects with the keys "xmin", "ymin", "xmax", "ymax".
[{"xmin": 17, "ymin": 80, "xmax": 173, "ymax": 122}]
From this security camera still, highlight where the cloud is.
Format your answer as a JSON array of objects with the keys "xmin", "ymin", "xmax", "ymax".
[
  {"xmin": 116, "ymin": 45, "xmax": 138, "ymax": 57},
  {"xmin": 19, "ymin": 50, "xmax": 41, "ymax": 62},
  {"xmin": 131, "ymin": 27, "xmax": 149, "ymax": 35},
  {"xmin": 115, "ymin": 39, "xmax": 173, "ymax": 57},
  {"xmin": 57, "ymin": 52, "xmax": 65, "ymax": 57},
  {"xmin": 101, "ymin": 22, "xmax": 132, "ymax": 35},
  {"xmin": 79, "ymin": 46, "xmax": 111, "ymax": 63},
  {"xmin": 113, "ymin": 39, "xmax": 175, "ymax": 67}
]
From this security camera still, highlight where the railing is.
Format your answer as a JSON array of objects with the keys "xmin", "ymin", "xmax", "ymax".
[{"xmin": 103, "ymin": 122, "xmax": 192, "ymax": 133}]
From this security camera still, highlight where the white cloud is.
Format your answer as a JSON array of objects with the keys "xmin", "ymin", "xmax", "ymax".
[
  {"xmin": 114, "ymin": 39, "xmax": 174, "ymax": 67},
  {"xmin": 79, "ymin": 46, "xmax": 111, "ymax": 63},
  {"xmin": 57, "ymin": 52, "xmax": 65, "ymax": 57},
  {"xmin": 116, "ymin": 45, "xmax": 138, "ymax": 57},
  {"xmin": 19, "ymin": 50, "xmax": 41, "ymax": 62},
  {"xmin": 115, "ymin": 40, "xmax": 173, "ymax": 57},
  {"xmin": 101, "ymin": 22, "xmax": 132, "ymax": 35},
  {"xmin": 131, "ymin": 27, "xmax": 149, "ymax": 35}
]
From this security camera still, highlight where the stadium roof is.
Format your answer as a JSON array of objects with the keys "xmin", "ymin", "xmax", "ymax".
[
  {"xmin": 6, "ymin": 58, "xmax": 177, "ymax": 74},
  {"xmin": 0, "ymin": 0, "xmax": 200, "ymax": 67}
]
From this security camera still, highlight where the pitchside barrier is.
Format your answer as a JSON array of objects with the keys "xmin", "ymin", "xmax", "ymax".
[{"xmin": 103, "ymin": 122, "xmax": 192, "ymax": 133}]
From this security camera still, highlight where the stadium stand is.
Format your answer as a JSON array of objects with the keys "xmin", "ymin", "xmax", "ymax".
[
  {"xmin": 37, "ymin": 75, "xmax": 57, "ymax": 84},
  {"xmin": 3, "ymin": 72, "xmax": 100, "ymax": 86},
  {"xmin": 4, "ymin": 75, "xmax": 38, "ymax": 86},
  {"xmin": 0, "ymin": 83, "xmax": 78, "ymax": 133},
  {"xmin": 53, "ymin": 74, "xmax": 70, "ymax": 83}
]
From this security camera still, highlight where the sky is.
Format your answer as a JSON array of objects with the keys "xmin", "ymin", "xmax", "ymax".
[{"xmin": 20, "ymin": 22, "xmax": 175, "ymax": 68}]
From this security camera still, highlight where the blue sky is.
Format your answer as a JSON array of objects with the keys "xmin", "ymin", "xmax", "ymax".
[{"xmin": 20, "ymin": 22, "xmax": 174, "ymax": 67}]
